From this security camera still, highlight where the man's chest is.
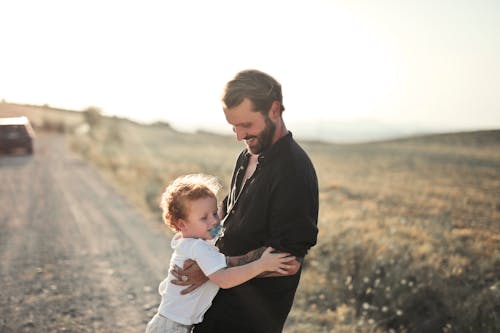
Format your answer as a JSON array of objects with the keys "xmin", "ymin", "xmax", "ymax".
[
  {"xmin": 238, "ymin": 154, "xmax": 258, "ymax": 195},
  {"xmin": 220, "ymin": 167, "xmax": 275, "ymax": 253}
]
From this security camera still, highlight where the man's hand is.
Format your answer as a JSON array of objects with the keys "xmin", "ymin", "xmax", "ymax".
[{"xmin": 170, "ymin": 259, "xmax": 209, "ymax": 295}]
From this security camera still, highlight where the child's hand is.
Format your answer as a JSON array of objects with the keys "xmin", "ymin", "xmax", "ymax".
[{"xmin": 258, "ymin": 247, "xmax": 295, "ymax": 274}]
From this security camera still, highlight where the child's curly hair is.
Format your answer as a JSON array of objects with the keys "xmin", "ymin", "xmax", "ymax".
[{"xmin": 160, "ymin": 174, "xmax": 222, "ymax": 232}]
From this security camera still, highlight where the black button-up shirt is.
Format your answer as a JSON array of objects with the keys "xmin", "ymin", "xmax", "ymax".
[{"xmin": 195, "ymin": 132, "xmax": 318, "ymax": 333}]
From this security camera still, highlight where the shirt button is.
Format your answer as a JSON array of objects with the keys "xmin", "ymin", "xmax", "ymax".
[{"xmin": 231, "ymin": 210, "xmax": 235, "ymax": 214}]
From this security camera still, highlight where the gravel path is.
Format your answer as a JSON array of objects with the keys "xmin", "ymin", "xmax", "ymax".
[{"xmin": 0, "ymin": 133, "xmax": 171, "ymax": 333}]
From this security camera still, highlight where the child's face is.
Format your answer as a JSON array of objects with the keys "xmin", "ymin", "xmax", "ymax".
[{"xmin": 179, "ymin": 196, "xmax": 220, "ymax": 240}]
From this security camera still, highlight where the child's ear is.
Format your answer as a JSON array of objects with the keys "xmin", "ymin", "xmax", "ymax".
[{"xmin": 176, "ymin": 219, "xmax": 187, "ymax": 231}]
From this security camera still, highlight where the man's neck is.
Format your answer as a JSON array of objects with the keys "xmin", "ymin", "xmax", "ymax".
[{"xmin": 272, "ymin": 119, "xmax": 288, "ymax": 143}]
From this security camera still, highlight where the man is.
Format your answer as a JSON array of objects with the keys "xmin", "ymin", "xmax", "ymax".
[{"xmin": 173, "ymin": 69, "xmax": 318, "ymax": 333}]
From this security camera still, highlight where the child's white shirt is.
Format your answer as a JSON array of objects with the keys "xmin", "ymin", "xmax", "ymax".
[{"xmin": 157, "ymin": 233, "xmax": 226, "ymax": 325}]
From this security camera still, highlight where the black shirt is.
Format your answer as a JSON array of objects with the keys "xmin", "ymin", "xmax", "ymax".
[{"xmin": 194, "ymin": 132, "xmax": 319, "ymax": 333}]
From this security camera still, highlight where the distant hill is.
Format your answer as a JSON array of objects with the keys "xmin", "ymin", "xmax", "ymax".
[
  {"xmin": 287, "ymin": 120, "xmax": 433, "ymax": 143},
  {"xmin": 0, "ymin": 102, "xmax": 82, "ymax": 128},
  {"xmin": 1, "ymin": 101, "xmax": 499, "ymax": 147},
  {"xmin": 379, "ymin": 129, "xmax": 500, "ymax": 147}
]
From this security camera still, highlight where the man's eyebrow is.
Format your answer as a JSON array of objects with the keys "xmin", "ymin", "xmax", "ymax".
[{"xmin": 233, "ymin": 122, "xmax": 252, "ymax": 127}]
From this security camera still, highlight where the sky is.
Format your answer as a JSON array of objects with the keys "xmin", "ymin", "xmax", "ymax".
[{"xmin": 1, "ymin": 0, "xmax": 499, "ymax": 139}]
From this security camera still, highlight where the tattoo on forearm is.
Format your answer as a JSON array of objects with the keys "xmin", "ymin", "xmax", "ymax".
[
  {"xmin": 236, "ymin": 247, "xmax": 266, "ymax": 266},
  {"xmin": 226, "ymin": 248, "xmax": 264, "ymax": 267}
]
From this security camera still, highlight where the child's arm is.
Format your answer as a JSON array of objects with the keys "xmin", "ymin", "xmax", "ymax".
[
  {"xmin": 207, "ymin": 247, "xmax": 294, "ymax": 289},
  {"xmin": 226, "ymin": 247, "xmax": 302, "ymax": 278},
  {"xmin": 170, "ymin": 247, "xmax": 297, "ymax": 294}
]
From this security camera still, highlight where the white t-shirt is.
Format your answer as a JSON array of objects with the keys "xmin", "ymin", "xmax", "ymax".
[{"xmin": 157, "ymin": 233, "xmax": 227, "ymax": 325}]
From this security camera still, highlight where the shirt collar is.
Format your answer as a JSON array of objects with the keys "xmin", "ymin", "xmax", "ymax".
[{"xmin": 244, "ymin": 131, "xmax": 293, "ymax": 165}]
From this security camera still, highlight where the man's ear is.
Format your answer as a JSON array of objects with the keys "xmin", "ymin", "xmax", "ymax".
[{"xmin": 269, "ymin": 101, "xmax": 281, "ymax": 120}]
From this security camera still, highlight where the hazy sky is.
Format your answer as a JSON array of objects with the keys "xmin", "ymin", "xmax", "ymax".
[{"xmin": 1, "ymin": 0, "xmax": 499, "ymax": 134}]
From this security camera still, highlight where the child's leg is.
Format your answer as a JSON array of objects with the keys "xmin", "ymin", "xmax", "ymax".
[{"xmin": 145, "ymin": 313, "xmax": 192, "ymax": 333}]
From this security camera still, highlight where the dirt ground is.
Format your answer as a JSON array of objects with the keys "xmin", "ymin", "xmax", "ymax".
[{"xmin": 0, "ymin": 134, "xmax": 172, "ymax": 333}]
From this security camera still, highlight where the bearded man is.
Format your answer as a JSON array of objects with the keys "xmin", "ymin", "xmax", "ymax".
[{"xmin": 172, "ymin": 69, "xmax": 319, "ymax": 333}]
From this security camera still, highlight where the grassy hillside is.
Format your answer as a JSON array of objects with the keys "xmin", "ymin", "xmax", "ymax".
[
  {"xmin": 2, "ymin": 102, "xmax": 499, "ymax": 332},
  {"xmin": 0, "ymin": 102, "xmax": 83, "ymax": 130}
]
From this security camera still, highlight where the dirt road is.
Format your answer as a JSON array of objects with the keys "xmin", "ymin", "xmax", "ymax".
[{"xmin": 0, "ymin": 134, "xmax": 171, "ymax": 333}]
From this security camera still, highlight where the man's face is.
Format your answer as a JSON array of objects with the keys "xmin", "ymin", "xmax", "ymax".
[{"xmin": 224, "ymin": 98, "xmax": 276, "ymax": 154}]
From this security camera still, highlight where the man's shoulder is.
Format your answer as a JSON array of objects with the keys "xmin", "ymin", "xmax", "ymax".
[
  {"xmin": 269, "ymin": 138, "xmax": 318, "ymax": 189},
  {"xmin": 276, "ymin": 137, "xmax": 315, "ymax": 170}
]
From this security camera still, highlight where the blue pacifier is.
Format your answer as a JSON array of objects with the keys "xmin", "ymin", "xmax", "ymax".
[{"xmin": 209, "ymin": 224, "xmax": 223, "ymax": 238}]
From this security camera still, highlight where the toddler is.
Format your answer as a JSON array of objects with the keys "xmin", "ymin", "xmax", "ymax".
[{"xmin": 145, "ymin": 174, "xmax": 292, "ymax": 333}]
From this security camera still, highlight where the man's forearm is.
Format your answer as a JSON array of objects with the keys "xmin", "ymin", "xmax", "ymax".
[
  {"xmin": 225, "ymin": 247, "xmax": 302, "ymax": 277},
  {"xmin": 226, "ymin": 247, "xmax": 266, "ymax": 268}
]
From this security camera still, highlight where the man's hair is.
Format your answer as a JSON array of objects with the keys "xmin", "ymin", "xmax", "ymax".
[
  {"xmin": 160, "ymin": 174, "xmax": 221, "ymax": 232},
  {"xmin": 222, "ymin": 69, "xmax": 285, "ymax": 115}
]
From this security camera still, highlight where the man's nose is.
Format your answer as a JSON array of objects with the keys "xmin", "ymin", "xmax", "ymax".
[{"xmin": 233, "ymin": 127, "xmax": 246, "ymax": 141}]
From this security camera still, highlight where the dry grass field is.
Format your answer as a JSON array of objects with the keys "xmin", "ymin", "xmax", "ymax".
[{"xmin": 2, "ymin": 102, "xmax": 499, "ymax": 332}]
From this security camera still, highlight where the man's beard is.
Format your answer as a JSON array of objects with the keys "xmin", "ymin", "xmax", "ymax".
[{"xmin": 245, "ymin": 116, "xmax": 276, "ymax": 154}]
